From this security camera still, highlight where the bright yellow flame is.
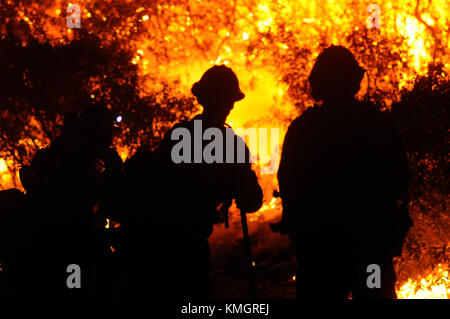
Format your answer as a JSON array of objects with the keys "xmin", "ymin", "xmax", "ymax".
[
  {"xmin": 397, "ymin": 266, "xmax": 450, "ymax": 299},
  {"xmin": 0, "ymin": 159, "xmax": 7, "ymax": 173},
  {"xmin": 397, "ymin": 14, "xmax": 430, "ymax": 75}
]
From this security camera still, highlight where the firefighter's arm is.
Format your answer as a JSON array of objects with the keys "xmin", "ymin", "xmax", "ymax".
[
  {"xmin": 389, "ymin": 119, "xmax": 411, "ymax": 198},
  {"xmin": 380, "ymin": 114, "xmax": 411, "ymax": 202},
  {"xmin": 277, "ymin": 116, "xmax": 315, "ymax": 232},
  {"xmin": 233, "ymin": 138, "xmax": 263, "ymax": 213},
  {"xmin": 235, "ymin": 167, "xmax": 263, "ymax": 213},
  {"xmin": 277, "ymin": 118, "xmax": 304, "ymax": 214},
  {"xmin": 277, "ymin": 117, "xmax": 309, "ymax": 195}
]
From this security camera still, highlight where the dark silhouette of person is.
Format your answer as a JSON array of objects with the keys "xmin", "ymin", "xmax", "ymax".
[
  {"xmin": 277, "ymin": 45, "xmax": 411, "ymax": 299},
  {"xmin": 123, "ymin": 65, "xmax": 263, "ymax": 299},
  {"xmin": 16, "ymin": 105, "xmax": 123, "ymax": 298},
  {"xmin": 0, "ymin": 187, "xmax": 29, "ymax": 298}
]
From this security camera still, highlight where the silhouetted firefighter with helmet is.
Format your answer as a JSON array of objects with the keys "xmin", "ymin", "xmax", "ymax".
[
  {"xmin": 277, "ymin": 45, "xmax": 411, "ymax": 299},
  {"xmin": 0, "ymin": 105, "xmax": 124, "ymax": 298},
  {"xmin": 123, "ymin": 65, "xmax": 263, "ymax": 298}
]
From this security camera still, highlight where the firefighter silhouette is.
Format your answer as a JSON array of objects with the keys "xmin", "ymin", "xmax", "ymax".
[
  {"xmin": 123, "ymin": 65, "xmax": 263, "ymax": 299},
  {"xmin": 5, "ymin": 105, "xmax": 123, "ymax": 298},
  {"xmin": 277, "ymin": 45, "xmax": 411, "ymax": 299}
]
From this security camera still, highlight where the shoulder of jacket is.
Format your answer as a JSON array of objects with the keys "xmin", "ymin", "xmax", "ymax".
[
  {"xmin": 302, "ymin": 105, "xmax": 322, "ymax": 118},
  {"xmin": 288, "ymin": 106, "xmax": 321, "ymax": 131}
]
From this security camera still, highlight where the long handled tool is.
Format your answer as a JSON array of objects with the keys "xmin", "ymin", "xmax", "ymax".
[{"xmin": 240, "ymin": 210, "xmax": 257, "ymax": 298}]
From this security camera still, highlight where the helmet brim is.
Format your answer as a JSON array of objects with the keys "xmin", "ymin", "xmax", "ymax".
[{"xmin": 234, "ymin": 91, "xmax": 245, "ymax": 101}]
